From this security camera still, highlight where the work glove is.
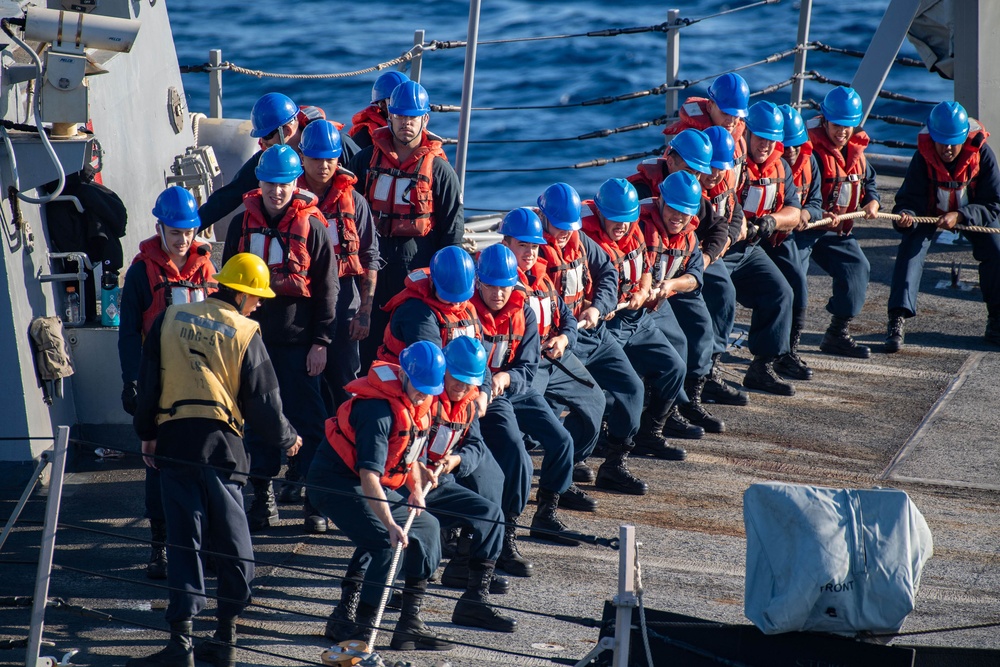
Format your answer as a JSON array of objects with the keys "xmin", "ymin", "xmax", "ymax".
[
  {"xmin": 755, "ymin": 215, "xmax": 777, "ymax": 240},
  {"xmin": 121, "ymin": 381, "xmax": 138, "ymax": 416}
]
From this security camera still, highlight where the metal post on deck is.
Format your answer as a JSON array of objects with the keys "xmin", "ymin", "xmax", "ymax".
[
  {"xmin": 848, "ymin": 0, "xmax": 922, "ymax": 126},
  {"xmin": 24, "ymin": 426, "xmax": 70, "ymax": 667},
  {"xmin": 411, "ymin": 30, "xmax": 425, "ymax": 84},
  {"xmin": 209, "ymin": 49, "xmax": 223, "ymax": 119},
  {"xmin": 612, "ymin": 525, "xmax": 637, "ymax": 667},
  {"xmin": 665, "ymin": 8, "xmax": 681, "ymax": 133},
  {"xmin": 954, "ymin": 0, "xmax": 1000, "ymax": 137},
  {"xmin": 454, "ymin": 0, "xmax": 482, "ymax": 192},
  {"xmin": 790, "ymin": 0, "xmax": 812, "ymax": 108}
]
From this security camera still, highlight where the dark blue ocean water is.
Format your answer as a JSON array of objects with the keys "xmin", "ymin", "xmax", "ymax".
[{"xmin": 167, "ymin": 0, "xmax": 952, "ymax": 212}]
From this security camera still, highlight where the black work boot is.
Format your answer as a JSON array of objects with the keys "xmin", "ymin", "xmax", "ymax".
[
  {"xmin": 702, "ymin": 353, "xmax": 749, "ymax": 406},
  {"xmin": 557, "ymin": 484, "xmax": 598, "ymax": 512},
  {"xmin": 530, "ymin": 488, "xmax": 581, "ymax": 546},
  {"xmin": 661, "ymin": 404, "xmax": 705, "ymax": 440},
  {"xmin": 246, "ymin": 479, "xmax": 278, "ymax": 532},
  {"xmin": 391, "ymin": 579, "xmax": 456, "ymax": 650},
  {"xmin": 345, "ymin": 600, "xmax": 378, "ymax": 643},
  {"xmin": 440, "ymin": 528, "xmax": 508, "ymax": 593},
  {"xmin": 497, "ymin": 515, "xmax": 533, "ymax": 577},
  {"xmin": 774, "ymin": 314, "xmax": 814, "ymax": 379},
  {"xmin": 193, "ymin": 617, "xmax": 237, "ymax": 667},
  {"xmin": 595, "ymin": 436, "xmax": 649, "ymax": 495},
  {"xmin": 126, "ymin": 620, "xmax": 193, "ymax": 667},
  {"xmin": 572, "ymin": 460, "xmax": 596, "ymax": 484},
  {"xmin": 678, "ymin": 376, "xmax": 725, "ymax": 433},
  {"xmin": 987, "ymin": 312, "xmax": 1000, "ymax": 346},
  {"xmin": 743, "ymin": 356, "xmax": 795, "ymax": 396},
  {"xmin": 451, "ymin": 560, "xmax": 518, "ymax": 633},
  {"xmin": 146, "ymin": 520, "xmax": 168, "ymax": 581},
  {"xmin": 885, "ymin": 309, "xmax": 906, "ymax": 353},
  {"xmin": 633, "ymin": 402, "xmax": 688, "ymax": 459},
  {"xmin": 820, "ymin": 315, "xmax": 871, "ymax": 358},
  {"xmin": 276, "ymin": 455, "xmax": 302, "ymax": 503},
  {"xmin": 324, "ymin": 560, "xmax": 364, "ymax": 642},
  {"xmin": 303, "ymin": 498, "xmax": 328, "ymax": 534}
]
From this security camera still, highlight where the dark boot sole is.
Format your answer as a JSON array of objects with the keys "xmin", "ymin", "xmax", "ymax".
[
  {"xmin": 820, "ymin": 344, "xmax": 871, "ymax": 359},
  {"xmin": 702, "ymin": 384, "xmax": 750, "ymax": 406},
  {"xmin": 528, "ymin": 528, "xmax": 581, "ymax": 546},
  {"xmin": 594, "ymin": 473, "xmax": 649, "ymax": 495},
  {"xmin": 389, "ymin": 637, "xmax": 456, "ymax": 651},
  {"xmin": 193, "ymin": 643, "xmax": 235, "ymax": 667},
  {"xmin": 496, "ymin": 559, "xmax": 533, "ymax": 577},
  {"xmin": 742, "ymin": 377, "xmax": 795, "ymax": 396},
  {"xmin": 572, "ymin": 465, "xmax": 596, "ymax": 484}
]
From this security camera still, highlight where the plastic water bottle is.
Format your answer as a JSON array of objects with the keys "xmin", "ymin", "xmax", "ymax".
[
  {"xmin": 101, "ymin": 270, "xmax": 121, "ymax": 327},
  {"xmin": 64, "ymin": 284, "xmax": 80, "ymax": 324}
]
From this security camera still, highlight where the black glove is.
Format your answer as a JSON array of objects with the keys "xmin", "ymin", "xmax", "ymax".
[
  {"xmin": 121, "ymin": 381, "xmax": 138, "ymax": 416},
  {"xmin": 744, "ymin": 222, "xmax": 761, "ymax": 245},
  {"xmin": 755, "ymin": 215, "xmax": 777, "ymax": 240}
]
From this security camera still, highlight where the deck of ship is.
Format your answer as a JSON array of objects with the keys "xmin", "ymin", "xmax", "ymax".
[{"xmin": 2, "ymin": 176, "xmax": 999, "ymax": 666}]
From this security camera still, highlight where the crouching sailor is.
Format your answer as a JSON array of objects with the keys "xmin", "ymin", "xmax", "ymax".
[
  {"xmin": 131, "ymin": 253, "xmax": 302, "ymax": 667},
  {"xmin": 307, "ymin": 342, "xmax": 462, "ymax": 651}
]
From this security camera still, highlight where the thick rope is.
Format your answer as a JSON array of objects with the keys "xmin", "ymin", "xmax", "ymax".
[{"xmin": 803, "ymin": 211, "xmax": 1000, "ymax": 234}]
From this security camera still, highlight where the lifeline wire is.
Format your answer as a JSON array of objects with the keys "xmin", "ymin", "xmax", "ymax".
[
  {"xmin": 66, "ymin": 440, "xmax": 620, "ymax": 550},
  {"xmin": 56, "ymin": 522, "xmax": 603, "ymax": 628},
  {"xmin": 52, "ymin": 567, "xmax": 580, "ymax": 665}
]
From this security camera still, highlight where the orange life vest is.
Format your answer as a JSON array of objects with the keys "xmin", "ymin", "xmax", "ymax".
[
  {"xmin": 426, "ymin": 386, "xmax": 480, "ymax": 465},
  {"xmin": 706, "ymin": 169, "xmax": 738, "ymax": 226},
  {"xmin": 788, "ymin": 141, "xmax": 815, "ymax": 208},
  {"xmin": 539, "ymin": 226, "xmax": 593, "ymax": 319},
  {"xmin": 366, "ymin": 127, "xmax": 446, "ymax": 237},
  {"xmin": 237, "ymin": 190, "xmax": 322, "ymax": 298},
  {"xmin": 301, "ymin": 169, "xmax": 364, "ymax": 278},
  {"xmin": 638, "ymin": 200, "xmax": 698, "ymax": 283},
  {"xmin": 471, "ymin": 288, "xmax": 527, "ymax": 373},
  {"xmin": 739, "ymin": 147, "xmax": 787, "ymax": 219},
  {"xmin": 378, "ymin": 268, "xmax": 482, "ymax": 364},
  {"xmin": 519, "ymin": 260, "xmax": 562, "ymax": 341},
  {"xmin": 580, "ymin": 202, "xmax": 646, "ymax": 304},
  {"xmin": 133, "ymin": 236, "xmax": 216, "ymax": 337},
  {"xmin": 348, "ymin": 104, "xmax": 386, "ymax": 140},
  {"xmin": 627, "ymin": 157, "xmax": 669, "ymax": 198},
  {"xmin": 807, "ymin": 117, "xmax": 869, "ymax": 214},
  {"xmin": 327, "ymin": 362, "xmax": 432, "ymax": 491},
  {"xmin": 916, "ymin": 119, "xmax": 988, "ymax": 215},
  {"xmin": 663, "ymin": 98, "xmax": 748, "ymax": 182}
]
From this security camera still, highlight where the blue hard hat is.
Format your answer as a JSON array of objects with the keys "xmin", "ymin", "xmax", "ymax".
[
  {"xmin": 658, "ymin": 171, "xmax": 702, "ymax": 217},
  {"xmin": 443, "ymin": 335, "xmax": 487, "ymax": 386},
  {"xmin": 152, "ymin": 186, "xmax": 200, "ymax": 229},
  {"xmin": 669, "ymin": 128, "xmax": 713, "ymax": 175},
  {"xmin": 372, "ymin": 71, "xmax": 410, "ymax": 104},
  {"xmin": 537, "ymin": 182, "xmax": 582, "ymax": 231},
  {"xmin": 820, "ymin": 86, "xmax": 863, "ymax": 127},
  {"xmin": 927, "ymin": 101, "xmax": 970, "ymax": 145},
  {"xmin": 399, "ymin": 340, "xmax": 446, "ymax": 395},
  {"xmin": 703, "ymin": 126, "xmax": 735, "ymax": 171},
  {"xmin": 255, "ymin": 144, "xmax": 303, "ymax": 183},
  {"xmin": 499, "ymin": 207, "xmax": 547, "ymax": 245},
  {"xmin": 388, "ymin": 81, "xmax": 430, "ymax": 117},
  {"xmin": 476, "ymin": 243, "xmax": 519, "ymax": 287},
  {"xmin": 299, "ymin": 120, "xmax": 343, "ymax": 159},
  {"xmin": 707, "ymin": 73, "xmax": 750, "ymax": 118},
  {"xmin": 746, "ymin": 101, "xmax": 785, "ymax": 142},
  {"xmin": 595, "ymin": 178, "xmax": 640, "ymax": 223},
  {"xmin": 430, "ymin": 246, "xmax": 475, "ymax": 303},
  {"xmin": 777, "ymin": 104, "xmax": 808, "ymax": 147},
  {"xmin": 250, "ymin": 93, "xmax": 298, "ymax": 138}
]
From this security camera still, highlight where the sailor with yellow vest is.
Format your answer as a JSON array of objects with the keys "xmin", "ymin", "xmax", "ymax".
[
  {"xmin": 131, "ymin": 253, "xmax": 302, "ymax": 667},
  {"xmin": 805, "ymin": 86, "xmax": 879, "ymax": 359},
  {"xmin": 119, "ymin": 186, "xmax": 216, "ymax": 581},
  {"xmin": 350, "ymin": 80, "xmax": 465, "ymax": 370},
  {"xmin": 224, "ymin": 143, "xmax": 339, "ymax": 535},
  {"xmin": 887, "ymin": 100, "xmax": 1000, "ymax": 351},
  {"xmin": 297, "ymin": 119, "xmax": 381, "ymax": 410}
]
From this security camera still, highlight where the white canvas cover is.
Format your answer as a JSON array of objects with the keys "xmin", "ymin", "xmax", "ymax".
[{"xmin": 743, "ymin": 482, "xmax": 933, "ymax": 635}]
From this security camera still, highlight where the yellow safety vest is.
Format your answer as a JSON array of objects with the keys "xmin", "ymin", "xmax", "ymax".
[{"xmin": 156, "ymin": 299, "xmax": 259, "ymax": 436}]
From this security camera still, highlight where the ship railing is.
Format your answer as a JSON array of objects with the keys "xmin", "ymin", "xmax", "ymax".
[{"xmin": 180, "ymin": 0, "xmax": 946, "ymax": 218}]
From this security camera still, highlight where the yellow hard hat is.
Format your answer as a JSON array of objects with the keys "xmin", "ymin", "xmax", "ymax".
[{"xmin": 213, "ymin": 253, "xmax": 276, "ymax": 298}]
